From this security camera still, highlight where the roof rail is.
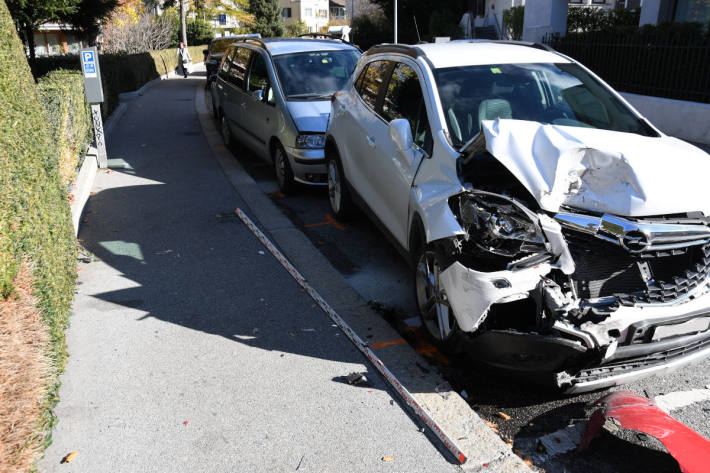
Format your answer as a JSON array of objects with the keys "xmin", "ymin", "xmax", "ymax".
[
  {"xmin": 296, "ymin": 33, "xmax": 360, "ymax": 49},
  {"xmin": 364, "ymin": 43, "xmax": 424, "ymax": 58}
]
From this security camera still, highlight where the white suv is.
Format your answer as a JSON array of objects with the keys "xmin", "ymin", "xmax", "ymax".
[{"xmin": 325, "ymin": 41, "xmax": 710, "ymax": 392}]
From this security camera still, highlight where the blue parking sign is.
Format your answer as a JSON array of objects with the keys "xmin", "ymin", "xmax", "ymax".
[{"xmin": 82, "ymin": 50, "xmax": 97, "ymax": 78}]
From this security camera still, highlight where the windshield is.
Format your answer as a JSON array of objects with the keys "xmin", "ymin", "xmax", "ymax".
[
  {"xmin": 273, "ymin": 50, "xmax": 361, "ymax": 100},
  {"xmin": 210, "ymin": 39, "xmax": 234, "ymax": 54},
  {"xmin": 434, "ymin": 62, "xmax": 657, "ymax": 147}
]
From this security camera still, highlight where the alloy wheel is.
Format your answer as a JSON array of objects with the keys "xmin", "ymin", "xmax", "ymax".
[
  {"xmin": 328, "ymin": 160, "xmax": 341, "ymax": 214},
  {"xmin": 415, "ymin": 251, "xmax": 456, "ymax": 342}
]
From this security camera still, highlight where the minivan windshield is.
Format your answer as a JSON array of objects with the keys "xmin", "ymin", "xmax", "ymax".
[
  {"xmin": 273, "ymin": 50, "xmax": 361, "ymax": 100},
  {"xmin": 434, "ymin": 62, "xmax": 657, "ymax": 147}
]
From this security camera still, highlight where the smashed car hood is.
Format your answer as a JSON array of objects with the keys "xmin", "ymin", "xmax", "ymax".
[
  {"xmin": 285, "ymin": 100, "xmax": 330, "ymax": 133},
  {"xmin": 478, "ymin": 119, "xmax": 710, "ymax": 217}
]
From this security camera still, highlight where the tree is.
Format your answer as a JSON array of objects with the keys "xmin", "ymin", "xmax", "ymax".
[
  {"xmin": 6, "ymin": 0, "xmax": 79, "ymax": 63},
  {"xmin": 61, "ymin": 0, "xmax": 118, "ymax": 45},
  {"xmin": 368, "ymin": 0, "xmax": 464, "ymax": 43},
  {"xmin": 285, "ymin": 20, "xmax": 308, "ymax": 37},
  {"xmin": 179, "ymin": 0, "xmax": 186, "ymax": 44},
  {"xmin": 247, "ymin": 0, "xmax": 282, "ymax": 37}
]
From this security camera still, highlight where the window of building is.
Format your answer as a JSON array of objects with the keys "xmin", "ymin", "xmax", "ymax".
[
  {"xmin": 281, "ymin": 7, "xmax": 292, "ymax": 18},
  {"xmin": 304, "ymin": 8, "xmax": 313, "ymax": 16},
  {"xmin": 591, "ymin": 0, "xmax": 606, "ymax": 4}
]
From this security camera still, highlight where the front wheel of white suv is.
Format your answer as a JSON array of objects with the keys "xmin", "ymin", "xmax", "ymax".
[
  {"xmin": 326, "ymin": 150, "xmax": 355, "ymax": 220},
  {"xmin": 415, "ymin": 247, "xmax": 463, "ymax": 353}
]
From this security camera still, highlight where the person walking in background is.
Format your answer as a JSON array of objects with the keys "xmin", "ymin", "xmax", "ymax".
[{"xmin": 177, "ymin": 42, "xmax": 191, "ymax": 78}]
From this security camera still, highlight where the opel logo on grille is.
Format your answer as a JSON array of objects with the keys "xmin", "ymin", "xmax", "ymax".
[{"xmin": 621, "ymin": 230, "xmax": 649, "ymax": 253}]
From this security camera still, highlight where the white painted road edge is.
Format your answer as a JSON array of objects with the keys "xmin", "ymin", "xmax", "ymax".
[{"xmin": 234, "ymin": 207, "xmax": 468, "ymax": 465}]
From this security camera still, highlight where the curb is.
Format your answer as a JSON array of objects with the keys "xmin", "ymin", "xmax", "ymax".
[
  {"xmin": 69, "ymin": 147, "xmax": 98, "ymax": 236},
  {"xmin": 193, "ymin": 84, "xmax": 533, "ymax": 472}
]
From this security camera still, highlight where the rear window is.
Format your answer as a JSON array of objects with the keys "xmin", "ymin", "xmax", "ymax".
[
  {"xmin": 272, "ymin": 49, "xmax": 361, "ymax": 100},
  {"xmin": 210, "ymin": 39, "xmax": 234, "ymax": 54},
  {"xmin": 356, "ymin": 60, "xmax": 391, "ymax": 110}
]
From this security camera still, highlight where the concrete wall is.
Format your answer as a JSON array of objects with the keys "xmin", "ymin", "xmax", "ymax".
[
  {"xmin": 621, "ymin": 93, "xmax": 710, "ymax": 145},
  {"xmin": 522, "ymin": 0, "xmax": 568, "ymax": 42}
]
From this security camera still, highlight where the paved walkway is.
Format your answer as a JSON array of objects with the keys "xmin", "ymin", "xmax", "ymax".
[{"xmin": 39, "ymin": 72, "xmax": 460, "ymax": 472}]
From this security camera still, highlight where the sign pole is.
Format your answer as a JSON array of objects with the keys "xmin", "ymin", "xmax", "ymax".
[
  {"xmin": 90, "ymin": 104, "xmax": 107, "ymax": 168},
  {"xmin": 80, "ymin": 47, "xmax": 107, "ymax": 169}
]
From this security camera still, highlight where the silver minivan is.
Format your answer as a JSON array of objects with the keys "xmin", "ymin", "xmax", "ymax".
[{"xmin": 210, "ymin": 37, "xmax": 360, "ymax": 193}]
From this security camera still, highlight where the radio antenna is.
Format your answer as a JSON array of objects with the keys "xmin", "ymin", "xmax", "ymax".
[{"xmin": 413, "ymin": 15, "xmax": 421, "ymax": 43}]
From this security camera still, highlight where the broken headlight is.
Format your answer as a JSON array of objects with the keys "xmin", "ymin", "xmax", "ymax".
[{"xmin": 457, "ymin": 192, "xmax": 546, "ymax": 257}]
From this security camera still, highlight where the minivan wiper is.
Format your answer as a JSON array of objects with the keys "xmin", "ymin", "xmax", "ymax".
[{"xmin": 288, "ymin": 93, "xmax": 333, "ymax": 100}]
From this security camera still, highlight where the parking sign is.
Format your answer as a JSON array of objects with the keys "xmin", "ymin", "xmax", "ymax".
[{"xmin": 80, "ymin": 47, "xmax": 103, "ymax": 103}]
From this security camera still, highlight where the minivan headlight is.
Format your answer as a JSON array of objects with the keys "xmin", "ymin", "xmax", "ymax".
[{"xmin": 296, "ymin": 133, "xmax": 325, "ymax": 149}]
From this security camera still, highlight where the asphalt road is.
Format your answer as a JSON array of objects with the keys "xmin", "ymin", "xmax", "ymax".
[
  {"xmin": 223, "ymin": 101, "xmax": 710, "ymax": 473},
  {"xmin": 39, "ymin": 72, "xmax": 462, "ymax": 473}
]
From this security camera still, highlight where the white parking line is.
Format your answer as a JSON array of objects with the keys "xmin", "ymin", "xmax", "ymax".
[
  {"xmin": 655, "ymin": 388, "xmax": 710, "ymax": 413},
  {"xmin": 234, "ymin": 207, "xmax": 468, "ymax": 465}
]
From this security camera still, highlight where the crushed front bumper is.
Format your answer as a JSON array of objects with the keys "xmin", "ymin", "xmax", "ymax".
[{"xmin": 439, "ymin": 258, "xmax": 710, "ymax": 392}]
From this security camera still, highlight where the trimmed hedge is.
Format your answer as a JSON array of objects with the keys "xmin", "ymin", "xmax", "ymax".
[
  {"xmin": 0, "ymin": 0, "xmax": 77, "ymax": 441},
  {"xmin": 37, "ymin": 70, "xmax": 93, "ymax": 186},
  {"xmin": 33, "ymin": 45, "xmax": 206, "ymax": 117}
]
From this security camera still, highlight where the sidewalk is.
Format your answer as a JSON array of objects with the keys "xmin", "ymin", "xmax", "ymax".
[{"xmin": 39, "ymin": 72, "xmax": 460, "ymax": 472}]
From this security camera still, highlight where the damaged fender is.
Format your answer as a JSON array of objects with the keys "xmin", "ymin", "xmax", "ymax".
[
  {"xmin": 439, "ymin": 261, "xmax": 551, "ymax": 332},
  {"xmin": 579, "ymin": 391, "xmax": 710, "ymax": 473}
]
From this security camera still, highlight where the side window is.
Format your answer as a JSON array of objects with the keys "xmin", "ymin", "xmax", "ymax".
[
  {"xmin": 357, "ymin": 60, "xmax": 392, "ymax": 110},
  {"xmin": 229, "ymin": 47, "xmax": 251, "ymax": 89},
  {"xmin": 248, "ymin": 53, "xmax": 274, "ymax": 104},
  {"xmin": 219, "ymin": 47, "xmax": 234, "ymax": 80},
  {"xmin": 382, "ymin": 63, "xmax": 432, "ymax": 154}
]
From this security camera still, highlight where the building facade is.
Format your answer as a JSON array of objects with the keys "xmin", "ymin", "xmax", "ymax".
[{"xmin": 279, "ymin": 0, "xmax": 331, "ymax": 32}]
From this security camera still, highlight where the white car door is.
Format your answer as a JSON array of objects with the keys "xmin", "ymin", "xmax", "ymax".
[
  {"xmin": 347, "ymin": 59, "xmax": 431, "ymax": 247},
  {"xmin": 340, "ymin": 59, "xmax": 393, "ymax": 224}
]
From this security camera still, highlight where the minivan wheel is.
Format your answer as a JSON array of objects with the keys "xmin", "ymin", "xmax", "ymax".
[
  {"xmin": 326, "ymin": 152, "xmax": 355, "ymax": 219},
  {"xmin": 415, "ymin": 247, "xmax": 462, "ymax": 352},
  {"xmin": 273, "ymin": 144, "xmax": 296, "ymax": 194},
  {"xmin": 220, "ymin": 114, "xmax": 233, "ymax": 149}
]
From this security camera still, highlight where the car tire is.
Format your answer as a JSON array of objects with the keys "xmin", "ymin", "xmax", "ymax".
[
  {"xmin": 414, "ymin": 245, "xmax": 463, "ymax": 354},
  {"xmin": 273, "ymin": 144, "xmax": 296, "ymax": 194},
  {"xmin": 326, "ymin": 150, "xmax": 355, "ymax": 220},
  {"xmin": 220, "ymin": 114, "xmax": 233, "ymax": 149}
]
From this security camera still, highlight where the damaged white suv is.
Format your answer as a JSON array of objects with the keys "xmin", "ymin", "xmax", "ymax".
[{"xmin": 325, "ymin": 41, "xmax": 710, "ymax": 393}]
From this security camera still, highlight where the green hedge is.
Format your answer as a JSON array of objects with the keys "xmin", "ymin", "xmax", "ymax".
[
  {"xmin": 0, "ymin": 0, "xmax": 77, "ymax": 399},
  {"xmin": 33, "ymin": 45, "xmax": 206, "ymax": 118},
  {"xmin": 37, "ymin": 70, "xmax": 93, "ymax": 186}
]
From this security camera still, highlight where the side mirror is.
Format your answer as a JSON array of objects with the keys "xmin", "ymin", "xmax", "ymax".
[
  {"xmin": 389, "ymin": 118, "xmax": 413, "ymax": 152},
  {"xmin": 251, "ymin": 89, "xmax": 264, "ymax": 101}
]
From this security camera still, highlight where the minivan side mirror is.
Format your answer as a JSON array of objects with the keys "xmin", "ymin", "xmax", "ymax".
[
  {"xmin": 251, "ymin": 89, "xmax": 264, "ymax": 101},
  {"xmin": 389, "ymin": 118, "xmax": 413, "ymax": 152}
]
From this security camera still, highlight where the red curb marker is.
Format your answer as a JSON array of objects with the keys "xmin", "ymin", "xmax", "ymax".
[
  {"xmin": 304, "ymin": 213, "xmax": 346, "ymax": 231},
  {"xmin": 234, "ymin": 207, "xmax": 467, "ymax": 465}
]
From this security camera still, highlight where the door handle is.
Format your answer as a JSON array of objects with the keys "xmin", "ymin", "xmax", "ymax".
[{"xmin": 366, "ymin": 136, "xmax": 376, "ymax": 148}]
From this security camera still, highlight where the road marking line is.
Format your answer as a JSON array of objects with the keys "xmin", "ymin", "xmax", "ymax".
[
  {"xmin": 371, "ymin": 339, "xmax": 408, "ymax": 349},
  {"xmin": 304, "ymin": 214, "xmax": 345, "ymax": 231},
  {"xmin": 655, "ymin": 388, "xmax": 710, "ymax": 413},
  {"xmin": 235, "ymin": 207, "xmax": 467, "ymax": 465}
]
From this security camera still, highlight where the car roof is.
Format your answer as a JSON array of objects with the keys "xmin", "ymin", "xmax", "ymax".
[
  {"xmin": 367, "ymin": 41, "xmax": 570, "ymax": 69},
  {"xmin": 239, "ymin": 37, "xmax": 359, "ymax": 56}
]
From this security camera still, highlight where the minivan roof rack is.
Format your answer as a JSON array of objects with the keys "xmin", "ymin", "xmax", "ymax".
[{"xmin": 297, "ymin": 33, "xmax": 359, "ymax": 49}]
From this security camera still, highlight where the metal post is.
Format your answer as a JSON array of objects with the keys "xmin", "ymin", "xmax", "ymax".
[
  {"xmin": 91, "ymin": 104, "xmax": 108, "ymax": 168},
  {"xmin": 394, "ymin": 0, "xmax": 398, "ymax": 43}
]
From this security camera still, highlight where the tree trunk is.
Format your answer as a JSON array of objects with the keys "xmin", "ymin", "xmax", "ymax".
[
  {"xmin": 180, "ymin": 0, "xmax": 188, "ymax": 45},
  {"xmin": 24, "ymin": 24, "xmax": 36, "ymax": 70}
]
